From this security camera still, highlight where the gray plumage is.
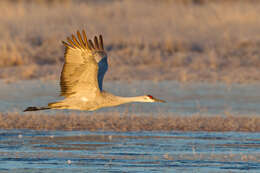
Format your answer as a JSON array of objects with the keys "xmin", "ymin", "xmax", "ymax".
[{"xmin": 24, "ymin": 30, "xmax": 165, "ymax": 112}]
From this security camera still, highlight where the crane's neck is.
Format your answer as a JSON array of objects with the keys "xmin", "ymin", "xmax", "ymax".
[
  {"xmin": 115, "ymin": 95, "xmax": 150, "ymax": 104},
  {"xmin": 100, "ymin": 92, "xmax": 152, "ymax": 108}
]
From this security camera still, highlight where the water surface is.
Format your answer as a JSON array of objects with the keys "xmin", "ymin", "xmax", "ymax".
[
  {"xmin": 1, "ymin": 80, "xmax": 260, "ymax": 172},
  {"xmin": 1, "ymin": 130, "xmax": 260, "ymax": 172},
  {"xmin": 0, "ymin": 80, "xmax": 260, "ymax": 115}
]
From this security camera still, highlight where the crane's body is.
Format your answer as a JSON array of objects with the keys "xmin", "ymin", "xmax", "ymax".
[
  {"xmin": 48, "ymin": 91, "xmax": 161, "ymax": 111},
  {"xmin": 24, "ymin": 30, "xmax": 165, "ymax": 112}
]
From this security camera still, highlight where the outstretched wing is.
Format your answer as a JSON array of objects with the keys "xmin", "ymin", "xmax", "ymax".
[{"xmin": 60, "ymin": 30, "xmax": 106, "ymax": 98}]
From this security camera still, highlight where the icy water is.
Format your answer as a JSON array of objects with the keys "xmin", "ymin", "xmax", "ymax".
[
  {"xmin": 1, "ymin": 80, "xmax": 260, "ymax": 115},
  {"xmin": 1, "ymin": 130, "xmax": 260, "ymax": 172},
  {"xmin": 1, "ymin": 80, "xmax": 260, "ymax": 172}
]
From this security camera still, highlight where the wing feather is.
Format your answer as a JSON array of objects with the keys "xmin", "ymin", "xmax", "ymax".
[
  {"xmin": 72, "ymin": 34, "xmax": 82, "ymax": 49},
  {"xmin": 99, "ymin": 35, "xmax": 104, "ymax": 50},
  {"xmin": 94, "ymin": 36, "xmax": 99, "ymax": 49},
  {"xmin": 60, "ymin": 30, "xmax": 108, "ymax": 97},
  {"xmin": 62, "ymin": 41, "xmax": 71, "ymax": 48},
  {"xmin": 67, "ymin": 37, "xmax": 77, "ymax": 48},
  {"xmin": 77, "ymin": 31, "xmax": 85, "ymax": 48},
  {"xmin": 82, "ymin": 30, "xmax": 91, "ymax": 50},
  {"xmin": 88, "ymin": 39, "xmax": 95, "ymax": 49}
]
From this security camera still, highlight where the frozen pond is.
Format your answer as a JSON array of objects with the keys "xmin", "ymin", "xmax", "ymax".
[
  {"xmin": 1, "ymin": 130, "xmax": 260, "ymax": 172},
  {"xmin": 0, "ymin": 80, "xmax": 260, "ymax": 115}
]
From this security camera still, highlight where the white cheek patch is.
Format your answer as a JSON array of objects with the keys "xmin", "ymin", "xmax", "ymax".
[{"xmin": 81, "ymin": 97, "xmax": 88, "ymax": 102}]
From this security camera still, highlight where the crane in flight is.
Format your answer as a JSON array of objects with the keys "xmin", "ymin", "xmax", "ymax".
[{"xmin": 24, "ymin": 30, "xmax": 165, "ymax": 112}]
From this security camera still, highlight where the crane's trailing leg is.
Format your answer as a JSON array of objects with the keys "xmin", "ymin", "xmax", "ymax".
[
  {"xmin": 24, "ymin": 101, "xmax": 69, "ymax": 112},
  {"xmin": 23, "ymin": 106, "xmax": 50, "ymax": 112}
]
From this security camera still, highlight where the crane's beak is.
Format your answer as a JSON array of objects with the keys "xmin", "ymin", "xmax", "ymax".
[{"xmin": 153, "ymin": 97, "xmax": 166, "ymax": 103}]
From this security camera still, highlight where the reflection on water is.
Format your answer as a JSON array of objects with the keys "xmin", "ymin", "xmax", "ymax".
[
  {"xmin": 0, "ymin": 80, "xmax": 260, "ymax": 115},
  {"xmin": 0, "ymin": 130, "xmax": 260, "ymax": 172}
]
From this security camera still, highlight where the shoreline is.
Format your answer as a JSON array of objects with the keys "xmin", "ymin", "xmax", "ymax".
[{"xmin": 1, "ymin": 113, "xmax": 259, "ymax": 132}]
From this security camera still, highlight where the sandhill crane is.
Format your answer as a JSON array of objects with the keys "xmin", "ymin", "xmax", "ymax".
[{"xmin": 24, "ymin": 30, "xmax": 165, "ymax": 112}]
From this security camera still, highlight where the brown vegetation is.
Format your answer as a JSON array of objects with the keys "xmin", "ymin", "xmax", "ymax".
[
  {"xmin": 0, "ymin": 1, "xmax": 260, "ymax": 83},
  {"xmin": 1, "ymin": 112, "xmax": 260, "ymax": 132}
]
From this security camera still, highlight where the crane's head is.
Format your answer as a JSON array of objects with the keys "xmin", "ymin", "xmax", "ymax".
[{"xmin": 145, "ymin": 95, "xmax": 166, "ymax": 103}]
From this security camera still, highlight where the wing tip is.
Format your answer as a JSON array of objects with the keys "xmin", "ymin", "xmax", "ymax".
[
  {"xmin": 63, "ymin": 30, "xmax": 105, "ymax": 51},
  {"xmin": 62, "ymin": 41, "xmax": 70, "ymax": 47}
]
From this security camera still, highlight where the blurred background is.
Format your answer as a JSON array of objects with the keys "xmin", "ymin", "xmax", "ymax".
[
  {"xmin": 1, "ymin": 2, "xmax": 260, "ymax": 171},
  {"xmin": 1, "ymin": 0, "xmax": 260, "ymax": 83}
]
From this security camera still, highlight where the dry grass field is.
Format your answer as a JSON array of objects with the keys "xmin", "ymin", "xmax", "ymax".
[
  {"xmin": 1, "ymin": 112, "xmax": 260, "ymax": 132},
  {"xmin": 0, "ymin": 0, "xmax": 260, "ymax": 83}
]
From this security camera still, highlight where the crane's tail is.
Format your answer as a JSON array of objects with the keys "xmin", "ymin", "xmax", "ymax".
[{"xmin": 23, "ymin": 106, "xmax": 50, "ymax": 112}]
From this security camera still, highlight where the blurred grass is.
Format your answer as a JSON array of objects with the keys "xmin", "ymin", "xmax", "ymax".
[
  {"xmin": 0, "ymin": 0, "xmax": 260, "ymax": 83},
  {"xmin": 1, "ymin": 112, "xmax": 260, "ymax": 132}
]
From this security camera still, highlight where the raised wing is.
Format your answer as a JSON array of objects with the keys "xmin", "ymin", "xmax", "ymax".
[{"xmin": 60, "ymin": 30, "xmax": 107, "ymax": 97}]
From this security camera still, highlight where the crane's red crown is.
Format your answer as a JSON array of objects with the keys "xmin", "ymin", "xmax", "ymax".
[{"xmin": 147, "ymin": 95, "xmax": 154, "ymax": 99}]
